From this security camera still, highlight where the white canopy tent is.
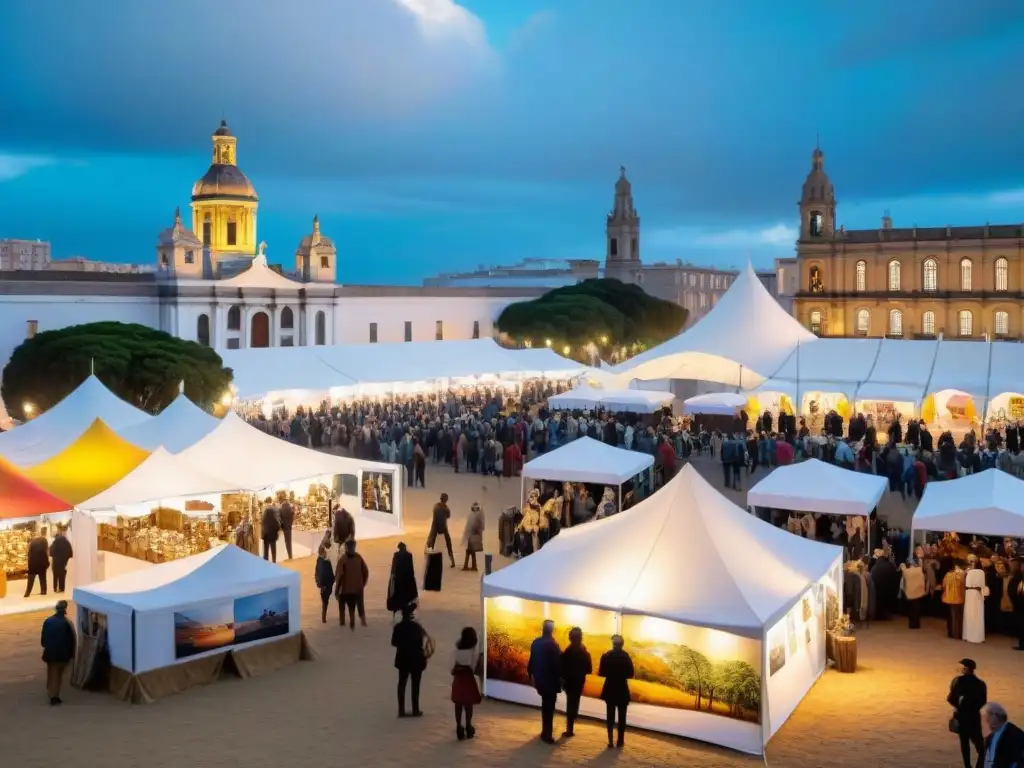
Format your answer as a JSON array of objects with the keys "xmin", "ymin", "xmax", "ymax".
[
  {"xmin": 912, "ymin": 469, "xmax": 1024, "ymax": 538},
  {"xmin": 483, "ymin": 464, "xmax": 842, "ymax": 754},
  {"xmin": 499, "ymin": 347, "xmax": 588, "ymax": 377},
  {"xmin": 117, "ymin": 394, "xmax": 221, "ymax": 453},
  {"xmin": 683, "ymin": 392, "xmax": 748, "ymax": 416},
  {"xmin": 748, "ymin": 459, "xmax": 887, "ymax": 518},
  {"xmin": 522, "ymin": 436, "xmax": 654, "ymax": 487},
  {"xmin": 0, "ymin": 375, "xmax": 150, "ymax": 465},
  {"xmin": 220, "ymin": 347, "xmax": 358, "ymax": 400},
  {"xmin": 73, "ymin": 544, "xmax": 300, "ymax": 675},
  {"xmin": 549, "ymin": 386, "xmax": 673, "ymax": 414}
]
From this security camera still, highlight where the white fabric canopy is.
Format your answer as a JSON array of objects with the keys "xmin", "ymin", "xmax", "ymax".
[
  {"xmin": 913, "ymin": 469, "xmax": 1024, "ymax": 537},
  {"xmin": 500, "ymin": 347, "xmax": 588, "ymax": 376},
  {"xmin": 683, "ymin": 392, "xmax": 747, "ymax": 416},
  {"xmin": 117, "ymin": 394, "xmax": 221, "ymax": 453},
  {"xmin": 550, "ymin": 386, "xmax": 673, "ymax": 414},
  {"xmin": 485, "ymin": 463, "xmax": 841, "ymax": 636},
  {"xmin": 0, "ymin": 375, "xmax": 151, "ymax": 465},
  {"xmin": 747, "ymin": 459, "xmax": 887, "ymax": 517},
  {"xmin": 77, "ymin": 447, "xmax": 244, "ymax": 511},
  {"xmin": 220, "ymin": 347, "xmax": 358, "ymax": 399},
  {"xmin": 521, "ymin": 436, "xmax": 654, "ymax": 486}
]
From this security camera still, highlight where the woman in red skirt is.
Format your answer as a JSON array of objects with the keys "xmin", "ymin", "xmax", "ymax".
[{"xmin": 450, "ymin": 626, "xmax": 483, "ymax": 740}]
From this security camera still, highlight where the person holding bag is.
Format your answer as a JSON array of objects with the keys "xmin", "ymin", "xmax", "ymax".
[
  {"xmin": 450, "ymin": 627, "xmax": 483, "ymax": 740},
  {"xmin": 392, "ymin": 604, "xmax": 432, "ymax": 718}
]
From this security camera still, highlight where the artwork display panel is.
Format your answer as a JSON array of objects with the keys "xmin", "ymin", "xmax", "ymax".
[
  {"xmin": 361, "ymin": 471, "xmax": 394, "ymax": 514},
  {"xmin": 174, "ymin": 586, "xmax": 290, "ymax": 660}
]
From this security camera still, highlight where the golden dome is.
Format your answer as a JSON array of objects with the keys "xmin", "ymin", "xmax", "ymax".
[{"xmin": 191, "ymin": 164, "xmax": 258, "ymax": 202}]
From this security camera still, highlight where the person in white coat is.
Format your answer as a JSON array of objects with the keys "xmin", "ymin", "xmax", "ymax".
[{"xmin": 963, "ymin": 555, "xmax": 988, "ymax": 643}]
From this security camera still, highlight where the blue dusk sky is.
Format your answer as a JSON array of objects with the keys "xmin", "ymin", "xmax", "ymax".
[
  {"xmin": 234, "ymin": 587, "xmax": 289, "ymax": 623},
  {"xmin": 0, "ymin": 0, "xmax": 1021, "ymax": 284}
]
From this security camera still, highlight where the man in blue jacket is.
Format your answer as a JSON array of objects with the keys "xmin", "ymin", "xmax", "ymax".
[{"xmin": 41, "ymin": 600, "xmax": 76, "ymax": 705}]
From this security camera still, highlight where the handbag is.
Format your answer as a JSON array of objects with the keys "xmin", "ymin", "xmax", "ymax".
[
  {"xmin": 948, "ymin": 714, "xmax": 959, "ymax": 734},
  {"xmin": 423, "ymin": 631, "xmax": 436, "ymax": 660}
]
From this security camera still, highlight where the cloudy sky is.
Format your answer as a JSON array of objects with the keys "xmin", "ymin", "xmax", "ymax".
[{"xmin": 0, "ymin": 0, "xmax": 1022, "ymax": 284}]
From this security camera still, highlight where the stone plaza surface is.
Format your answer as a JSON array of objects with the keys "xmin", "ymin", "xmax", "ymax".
[{"xmin": 1, "ymin": 457, "xmax": 1022, "ymax": 768}]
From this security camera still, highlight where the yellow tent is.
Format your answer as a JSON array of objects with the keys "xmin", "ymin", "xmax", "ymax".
[{"xmin": 25, "ymin": 418, "xmax": 150, "ymax": 505}]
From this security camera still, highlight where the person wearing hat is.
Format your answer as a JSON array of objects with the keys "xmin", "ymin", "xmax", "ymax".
[
  {"xmin": 460, "ymin": 501, "xmax": 486, "ymax": 572},
  {"xmin": 427, "ymin": 493, "xmax": 456, "ymax": 568},
  {"xmin": 947, "ymin": 658, "xmax": 987, "ymax": 768},
  {"xmin": 40, "ymin": 600, "xmax": 76, "ymax": 705}
]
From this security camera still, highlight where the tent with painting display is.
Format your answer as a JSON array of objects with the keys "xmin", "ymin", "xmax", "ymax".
[
  {"xmin": 72, "ymin": 544, "xmax": 311, "ymax": 702},
  {"xmin": 481, "ymin": 463, "xmax": 843, "ymax": 755}
]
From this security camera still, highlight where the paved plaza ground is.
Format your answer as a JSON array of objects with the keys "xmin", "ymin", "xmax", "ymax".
[{"xmin": 1, "ymin": 456, "xmax": 1022, "ymax": 768}]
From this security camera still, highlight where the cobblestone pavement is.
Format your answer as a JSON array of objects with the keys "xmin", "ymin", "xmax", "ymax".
[{"xmin": 0, "ymin": 457, "xmax": 1020, "ymax": 768}]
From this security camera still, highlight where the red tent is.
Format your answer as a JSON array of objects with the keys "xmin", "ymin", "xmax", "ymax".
[{"xmin": 0, "ymin": 455, "xmax": 71, "ymax": 520}]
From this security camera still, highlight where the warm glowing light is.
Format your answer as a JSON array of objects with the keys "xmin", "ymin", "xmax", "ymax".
[
  {"xmin": 638, "ymin": 616, "xmax": 678, "ymax": 644},
  {"xmin": 220, "ymin": 391, "xmax": 234, "ymax": 407},
  {"xmin": 565, "ymin": 604, "xmax": 588, "ymax": 623},
  {"xmin": 493, "ymin": 595, "xmax": 523, "ymax": 614},
  {"xmin": 23, "ymin": 402, "xmax": 35, "ymax": 416},
  {"xmin": 600, "ymin": 335, "xmax": 608, "ymax": 344},
  {"xmin": 706, "ymin": 628, "xmax": 740, "ymax": 659},
  {"xmin": 562, "ymin": 345, "xmax": 571, "ymax": 355},
  {"xmin": 544, "ymin": 339, "xmax": 552, "ymax": 347}
]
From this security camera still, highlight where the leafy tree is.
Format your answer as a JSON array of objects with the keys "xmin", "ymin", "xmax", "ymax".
[
  {"xmin": 495, "ymin": 278, "xmax": 687, "ymax": 358},
  {"xmin": 716, "ymin": 660, "xmax": 761, "ymax": 717},
  {"xmin": 669, "ymin": 646, "xmax": 713, "ymax": 710},
  {"xmin": 2, "ymin": 321, "xmax": 233, "ymax": 418}
]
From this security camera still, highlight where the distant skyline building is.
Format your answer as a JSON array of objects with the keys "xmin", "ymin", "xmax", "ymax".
[{"xmin": 0, "ymin": 238, "xmax": 153, "ymax": 274}]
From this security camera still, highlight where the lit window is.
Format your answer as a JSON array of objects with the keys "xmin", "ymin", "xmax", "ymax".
[
  {"xmin": 995, "ymin": 311, "xmax": 1009, "ymax": 336},
  {"xmin": 922, "ymin": 311, "xmax": 935, "ymax": 336},
  {"xmin": 958, "ymin": 310, "xmax": 973, "ymax": 337},
  {"xmin": 810, "ymin": 310, "xmax": 822, "ymax": 335},
  {"xmin": 887, "ymin": 260, "xmax": 901, "ymax": 291},
  {"xmin": 855, "ymin": 260, "xmax": 866, "ymax": 291},
  {"xmin": 995, "ymin": 257, "xmax": 1008, "ymax": 291},
  {"xmin": 923, "ymin": 258, "xmax": 937, "ymax": 292},
  {"xmin": 856, "ymin": 309, "xmax": 869, "ymax": 335},
  {"xmin": 889, "ymin": 309, "xmax": 903, "ymax": 337},
  {"xmin": 960, "ymin": 259, "xmax": 972, "ymax": 291}
]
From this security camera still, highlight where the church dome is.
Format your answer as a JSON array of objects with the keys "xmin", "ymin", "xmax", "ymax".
[{"xmin": 191, "ymin": 164, "xmax": 259, "ymax": 202}]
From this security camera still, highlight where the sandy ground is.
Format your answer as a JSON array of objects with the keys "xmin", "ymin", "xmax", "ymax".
[{"xmin": 1, "ymin": 455, "xmax": 1021, "ymax": 768}]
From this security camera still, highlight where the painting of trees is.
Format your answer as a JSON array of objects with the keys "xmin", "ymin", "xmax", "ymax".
[{"xmin": 668, "ymin": 648, "xmax": 761, "ymax": 718}]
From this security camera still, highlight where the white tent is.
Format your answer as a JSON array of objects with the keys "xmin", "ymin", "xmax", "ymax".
[
  {"xmin": 73, "ymin": 544, "xmax": 300, "ymax": 675},
  {"xmin": 500, "ymin": 347, "xmax": 588, "ymax": 377},
  {"xmin": 522, "ymin": 436, "xmax": 654, "ymax": 486},
  {"xmin": 482, "ymin": 464, "xmax": 842, "ymax": 754},
  {"xmin": 683, "ymin": 392, "xmax": 748, "ymax": 416},
  {"xmin": 912, "ymin": 469, "xmax": 1024, "ymax": 538},
  {"xmin": 117, "ymin": 394, "xmax": 221, "ymax": 453},
  {"xmin": 549, "ymin": 386, "xmax": 673, "ymax": 414},
  {"xmin": 747, "ymin": 459, "xmax": 887, "ymax": 517},
  {"xmin": 0, "ymin": 375, "xmax": 150, "ymax": 465},
  {"xmin": 220, "ymin": 347, "xmax": 358, "ymax": 400},
  {"xmin": 617, "ymin": 264, "xmax": 815, "ymax": 387}
]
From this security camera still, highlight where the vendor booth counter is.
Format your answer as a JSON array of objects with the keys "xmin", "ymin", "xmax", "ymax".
[{"xmin": 72, "ymin": 544, "xmax": 315, "ymax": 703}]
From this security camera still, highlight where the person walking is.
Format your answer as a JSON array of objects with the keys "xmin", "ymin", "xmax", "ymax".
[
  {"xmin": 334, "ymin": 539, "xmax": 369, "ymax": 629},
  {"xmin": 392, "ymin": 604, "xmax": 429, "ymax": 718},
  {"xmin": 260, "ymin": 498, "xmax": 280, "ymax": 563},
  {"xmin": 278, "ymin": 493, "xmax": 295, "ymax": 560},
  {"xmin": 598, "ymin": 634, "xmax": 635, "ymax": 749},
  {"xmin": 386, "ymin": 542, "xmax": 418, "ymax": 617},
  {"xmin": 48, "ymin": 527, "xmax": 73, "ymax": 595},
  {"xmin": 948, "ymin": 658, "xmax": 987, "ymax": 768},
  {"xmin": 982, "ymin": 703, "xmax": 1024, "ymax": 768},
  {"xmin": 450, "ymin": 627, "xmax": 482, "ymax": 741},
  {"xmin": 461, "ymin": 502, "xmax": 486, "ymax": 572},
  {"xmin": 40, "ymin": 600, "xmax": 76, "ymax": 705},
  {"xmin": 427, "ymin": 493, "xmax": 456, "ymax": 568},
  {"xmin": 314, "ymin": 545, "xmax": 335, "ymax": 624},
  {"xmin": 527, "ymin": 620, "xmax": 562, "ymax": 744},
  {"xmin": 24, "ymin": 534, "xmax": 50, "ymax": 597},
  {"xmin": 560, "ymin": 626, "xmax": 593, "ymax": 738}
]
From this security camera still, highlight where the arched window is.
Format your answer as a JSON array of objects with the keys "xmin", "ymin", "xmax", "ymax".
[
  {"xmin": 855, "ymin": 261, "xmax": 866, "ymax": 292},
  {"xmin": 196, "ymin": 313, "xmax": 210, "ymax": 346},
  {"xmin": 809, "ymin": 310, "xmax": 822, "ymax": 336},
  {"xmin": 888, "ymin": 309, "xmax": 903, "ymax": 337},
  {"xmin": 995, "ymin": 257, "xmax": 1008, "ymax": 291},
  {"xmin": 887, "ymin": 259, "xmax": 901, "ymax": 291},
  {"xmin": 995, "ymin": 311, "xmax": 1009, "ymax": 336},
  {"xmin": 922, "ymin": 311, "xmax": 936, "ymax": 337},
  {"xmin": 227, "ymin": 305, "xmax": 241, "ymax": 331},
  {"xmin": 923, "ymin": 258, "xmax": 938, "ymax": 292},
  {"xmin": 315, "ymin": 311, "xmax": 326, "ymax": 345},
  {"xmin": 960, "ymin": 258, "xmax": 972, "ymax": 291},
  {"xmin": 958, "ymin": 310, "xmax": 973, "ymax": 337},
  {"xmin": 280, "ymin": 306, "xmax": 294, "ymax": 329},
  {"xmin": 856, "ymin": 308, "xmax": 869, "ymax": 335}
]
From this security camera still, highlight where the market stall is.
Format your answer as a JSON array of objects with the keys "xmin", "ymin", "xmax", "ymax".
[
  {"xmin": 24, "ymin": 418, "xmax": 150, "ymax": 505},
  {"xmin": 482, "ymin": 464, "xmax": 843, "ymax": 755},
  {"xmin": 912, "ymin": 469, "xmax": 1024, "ymax": 539},
  {"xmin": 72, "ymin": 544, "xmax": 311, "ymax": 703},
  {"xmin": 683, "ymin": 392, "xmax": 748, "ymax": 415},
  {"xmin": 521, "ymin": 436, "xmax": 655, "ymax": 514},
  {"xmin": 117, "ymin": 394, "xmax": 221, "ymax": 453}
]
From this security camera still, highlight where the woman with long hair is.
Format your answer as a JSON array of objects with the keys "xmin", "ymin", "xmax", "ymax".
[{"xmin": 450, "ymin": 626, "xmax": 482, "ymax": 740}]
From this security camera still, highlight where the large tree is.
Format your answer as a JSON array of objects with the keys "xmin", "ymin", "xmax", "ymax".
[
  {"xmin": 2, "ymin": 322, "xmax": 233, "ymax": 419},
  {"xmin": 495, "ymin": 278, "xmax": 687, "ymax": 359}
]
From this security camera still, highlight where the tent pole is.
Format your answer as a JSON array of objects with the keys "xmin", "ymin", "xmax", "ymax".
[{"xmin": 618, "ymin": 484, "xmax": 622, "ymax": 514}]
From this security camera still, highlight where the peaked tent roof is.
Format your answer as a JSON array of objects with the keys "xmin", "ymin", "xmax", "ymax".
[
  {"xmin": 117, "ymin": 394, "xmax": 221, "ymax": 453},
  {"xmin": 0, "ymin": 375, "xmax": 150, "ymax": 465},
  {"xmin": 483, "ymin": 463, "xmax": 841, "ymax": 636},
  {"xmin": 0, "ymin": 455, "xmax": 71, "ymax": 520},
  {"xmin": 522, "ymin": 436, "xmax": 654, "ymax": 486},
  {"xmin": 913, "ymin": 469, "xmax": 1024, "ymax": 537},
  {"xmin": 747, "ymin": 458, "xmax": 887, "ymax": 517},
  {"xmin": 77, "ymin": 447, "xmax": 244, "ymax": 511},
  {"xmin": 74, "ymin": 544, "xmax": 297, "ymax": 614},
  {"xmin": 683, "ymin": 392, "xmax": 748, "ymax": 415},
  {"xmin": 24, "ymin": 419, "xmax": 151, "ymax": 505},
  {"xmin": 616, "ymin": 263, "xmax": 816, "ymax": 387}
]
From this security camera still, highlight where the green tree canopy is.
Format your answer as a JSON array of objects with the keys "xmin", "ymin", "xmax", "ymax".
[
  {"xmin": 495, "ymin": 278, "xmax": 687, "ymax": 357},
  {"xmin": 2, "ymin": 322, "xmax": 233, "ymax": 419}
]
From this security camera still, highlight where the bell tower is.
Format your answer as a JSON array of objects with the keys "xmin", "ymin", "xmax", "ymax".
[
  {"xmin": 190, "ymin": 120, "xmax": 259, "ymax": 259},
  {"xmin": 605, "ymin": 166, "xmax": 641, "ymax": 280},
  {"xmin": 798, "ymin": 141, "xmax": 836, "ymax": 241}
]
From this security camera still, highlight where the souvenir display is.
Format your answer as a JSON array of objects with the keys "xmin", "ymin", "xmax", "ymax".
[
  {"xmin": 361, "ymin": 471, "xmax": 394, "ymax": 513},
  {"xmin": 0, "ymin": 523, "xmax": 36, "ymax": 579},
  {"xmin": 288, "ymin": 481, "xmax": 334, "ymax": 531}
]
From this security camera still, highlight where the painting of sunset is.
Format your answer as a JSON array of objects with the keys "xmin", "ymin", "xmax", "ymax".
[{"xmin": 174, "ymin": 602, "xmax": 235, "ymax": 659}]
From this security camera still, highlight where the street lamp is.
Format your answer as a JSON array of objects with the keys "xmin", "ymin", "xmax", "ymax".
[
  {"xmin": 562, "ymin": 345, "xmax": 571, "ymax": 356},
  {"xmin": 545, "ymin": 339, "xmax": 552, "ymax": 347},
  {"xmin": 600, "ymin": 335, "xmax": 608, "ymax": 345},
  {"xmin": 23, "ymin": 402, "xmax": 35, "ymax": 417}
]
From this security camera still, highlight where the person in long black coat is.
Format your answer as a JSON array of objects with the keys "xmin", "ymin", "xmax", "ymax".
[
  {"xmin": 25, "ymin": 535, "xmax": 50, "ymax": 597},
  {"xmin": 48, "ymin": 530, "xmax": 73, "ymax": 594},
  {"xmin": 560, "ymin": 627, "xmax": 593, "ymax": 738},
  {"xmin": 869, "ymin": 552, "xmax": 900, "ymax": 620},
  {"xmin": 387, "ymin": 542, "xmax": 418, "ymax": 615},
  {"xmin": 598, "ymin": 635, "xmax": 635, "ymax": 749},
  {"xmin": 391, "ymin": 604, "xmax": 428, "ymax": 717}
]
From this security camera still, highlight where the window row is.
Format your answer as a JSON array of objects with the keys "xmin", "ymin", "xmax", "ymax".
[
  {"xmin": 201, "ymin": 307, "xmax": 328, "ymax": 347},
  {"xmin": 389, "ymin": 320, "xmax": 482, "ymax": 343},
  {"xmin": 854, "ymin": 257, "xmax": 1010, "ymax": 292},
  {"xmin": 852, "ymin": 309, "xmax": 1010, "ymax": 338}
]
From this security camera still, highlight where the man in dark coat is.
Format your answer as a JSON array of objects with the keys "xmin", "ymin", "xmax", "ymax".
[
  {"xmin": 982, "ymin": 703, "xmax": 1024, "ymax": 768},
  {"xmin": 948, "ymin": 658, "xmax": 987, "ymax": 768},
  {"xmin": 260, "ymin": 498, "xmax": 280, "ymax": 563},
  {"xmin": 25, "ymin": 534, "xmax": 50, "ymax": 597},
  {"xmin": 48, "ymin": 529, "xmax": 73, "ymax": 594},
  {"xmin": 41, "ymin": 600, "xmax": 76, "ymax": 705},
  {"xmin": 527, "ymin": 620, "xmax": 562, "ymax": 744},
  {"xmin": 1010, "ymin": 559, "xmax": 1024, "ymax": 651},
  {"xmin": 869, "ymin": 551, "xmax": 900, "ymax": 620},
  {"xmin": 427, "ymin": 493, "xmax": 455, "ymax": 568},
  {"xmin": 386, "ymin": 542, "xmax": 418, "ymax": 615},
  {"xmin": 560, "ymin": 627, "xmax": 593, "ymax": 738},
  {"xmin": 598, "ymin": 634, "xmax": 635, "ymax": 749},
  {"xmin": 278, "ymin": 494, "xmax": 295, "ymax": 560}
]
